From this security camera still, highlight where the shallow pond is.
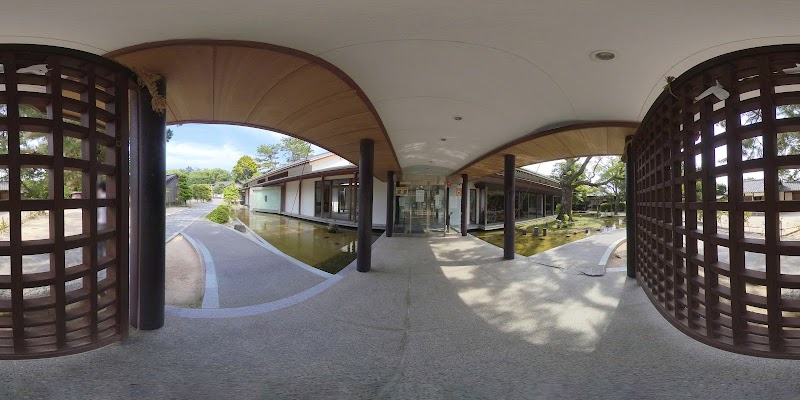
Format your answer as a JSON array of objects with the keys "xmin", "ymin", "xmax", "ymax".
[
  {"xmin": 473, "ymin": 216, "xmax": 626, "ymax": 257},
  {"xmin": 235, "ymin": 210, "xmax": 379, "ymax": 274}
]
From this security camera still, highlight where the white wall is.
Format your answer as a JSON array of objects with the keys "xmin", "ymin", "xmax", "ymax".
[
  {"xmin": 372, "ymin": 179, "xmax": 387, "ymax": 226},
  {"xmin": 287, "ymin": 163, "xmax": 312, "ymax": 178},
  {"xmin": 258, "ymin": 175, "xmax": 390, "ymax": 229},
  {"xmin": 311, "ymin": 156, "xmax": 353, "ymax": 172},
  {"xmin": 284, "ymin": 180, "xmax": 301, "ymax": 214},
  {"xmin": 300, "ymin": 179, "xmax": 316, "ymax": 216}
]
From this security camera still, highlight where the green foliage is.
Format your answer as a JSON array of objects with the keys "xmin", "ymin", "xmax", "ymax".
[
  {"xmin": 223, "ymin": 184, "xmax": 240, "ymax": 204},
  {"xmin": 256, "ymin": 143, "xmax": 281, "ymax": 172},
  {"xmin": 21, "ymin": 168, "xmax": 48, "ymax": 199},
  {"xmin": 207, "ymin": 204, "xmax": 231, "ymax": 224},
  {"xmin": 599, "ymin": 202, "xmax": 626, "ymax": 212},
  {"xmin": 232, "ymin": 155, "xmax": 259, "ymax": 182},
  {"xmin": 213, "ymin": 183, "xmax": 227, "ymax": 195},
  {"xmin": 191, "ymin": 184, "xmax": 212, "ymax": 202},
  {"xmin": 177, "ymin": 174, "xmax": 193, "ymax": 204},
  {"xmin": 279, "ymin": 137, "xmax": 314, "ymax": 163},
  {"xmin": 716, "ymin": 182, "xmax": 728, "ymax": 196},
  {"xmin": 167, "ymin": 168, "xmax": 232, "ymax": 186},
  {"xmin": 166, "ymin": 128, "xmax": 174, "ymax": 142}
]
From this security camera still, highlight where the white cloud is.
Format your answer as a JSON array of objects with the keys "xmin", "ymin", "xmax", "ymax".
[{"xmin": 166, "ymin": 142, "xmax": 245, "ymax": 170}]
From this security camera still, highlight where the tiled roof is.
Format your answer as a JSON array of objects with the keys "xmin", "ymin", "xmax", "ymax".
[{"xmin": 742, "ymin": 178, "xmax": 800, "ymax": 193}]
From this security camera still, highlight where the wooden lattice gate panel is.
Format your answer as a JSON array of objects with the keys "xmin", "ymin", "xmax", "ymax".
[
  {"xmin": 635, "ymin": 44, "xmax": 800, "ymax": 358},
  {"xmin": 0, "ymin": 45, "xmax": 130, "ymax": 359}
]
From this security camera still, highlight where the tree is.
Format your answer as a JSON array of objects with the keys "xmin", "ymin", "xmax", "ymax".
[
  {"xmin": 551, "ymin": 156, "xmax": 623, "ymax": 221},
  {"xmin": 279, "ymin": 137, "xmax": 314, "ymax": 163},
  {"xmin": 192, "ymin": 184, "xmax": 212, "ymax": 202},
  {"xmin": 177, "ymin": 174, "xmax": 193, "ymax": 204},
  {"xmin": 552, "ymin": 157, "xmax": 594, "ymax": 221},
  {"xmin": 166, "ymin": 128, "xmax": 174, "ymax": 142},
  {"xmin": 223, "ymin": 184, "xmax": 240, "ymax": 205},
  {"xmin": 595, "ymin": 157, "xmax": 626, "ymax": 215},
  {"xmin": 231, "ymin": 155, "xmax": 259, "ymax": 182},
  {"xmin": 213, "ymin": 183, "xmax": 227, "ymax": 195},
  {"xmin": 740, "ymin": 105, "xmax": 800, "ymax": 180},
  {"xmin": 256, "ymin": 143, "xmax": 281, "ymax": 172}
]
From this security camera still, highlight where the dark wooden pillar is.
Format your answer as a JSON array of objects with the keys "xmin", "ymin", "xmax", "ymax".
[
  {"xmin": 461, "ymin": 174, "xmax": 468, "ymax": 236},
  {"xmin": 357, "ymin": 139, "xmax": 374, "ymax": 272},
  {"xmin": 130, "ymin": 79, "xmax": 166, "ymax": 330},
  {"xmin": 626, "ymin": 137, "xmax": 636, "ymax": 279},
  {"xmin": 504, "ymin": 154, "xmax": 515, "ymax": 260},
  {"xmin": 386, "ymin": 171, "xmax": 395, "ymax": 237},
  {"xmin": 445, "ymin": 186, "xmax": 450, "ymax": 232}
]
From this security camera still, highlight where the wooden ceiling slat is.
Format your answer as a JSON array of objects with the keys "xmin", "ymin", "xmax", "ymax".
[
  {"xmin": 578, "ymin": 128, "xmax": 609, "ymax": 154},
  {"xmin": 213, "ymin": 46, "xmax": 309, "ymax": 122},
  {"xmin": 114, "ymin": 45, "xmax": 215, "ymax": 121},
  {"xmin": 249, "ymin": 64, "xmax": 351, "ymax": 128},
  {"xmin": 276, "ymin": 90, "xmax": 368, "ymax": 133},
  {"xmin": 108, "ymin": 40, "xmax": 401, "ymax": 179},
  {"xmin": 454, "ymin": 122, "xmax": 638, "ymax": 179},
  {"xmin": 299, "ymin": 112, "xmax": 379, "ymax": 141}
]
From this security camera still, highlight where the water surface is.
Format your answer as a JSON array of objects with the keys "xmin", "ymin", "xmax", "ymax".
[{"xmin": 235, "ymin": 210, "xmax": 379, "ymax": 274}]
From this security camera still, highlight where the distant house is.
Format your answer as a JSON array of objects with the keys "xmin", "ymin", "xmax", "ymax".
[
  {"xmin": 0, "ymin": 180, "xmax": 8, "ymax": 201},
  {"xmin": 165, "ymin": 174, "xmax": 179, "ymax": 205},
  {"xmin": 212, "ymin": 181, "xmax": 234, "ymax": 198},
  {"xmin": 743, "ymin": 178, "xmax": 800, "ymax": 201}
]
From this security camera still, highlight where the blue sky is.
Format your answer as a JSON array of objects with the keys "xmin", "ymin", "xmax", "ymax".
[{"xmin": 166, "ymin": 123, "xmax": 324, "ymax": 171}]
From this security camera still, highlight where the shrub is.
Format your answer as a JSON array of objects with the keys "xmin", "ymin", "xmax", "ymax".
[
  {"xmin": 207, "ymin": 204, "xmax": 231, "ymax": 224},
  {"xmin": 223, "ymin": 184, "xmax": 240, "ymax": 205},
  {"xmin": 599, "ymin": 202, "xmax": 626, "ymax": 212}
]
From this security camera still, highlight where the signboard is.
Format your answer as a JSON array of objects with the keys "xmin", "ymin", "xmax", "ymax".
[
  {"xmin": 415, "ymin": 189, "xmax": 425, "ymax": 202},
  {"xmin": 395, "ymin": 187, "xmax": 408, "ymax": 196}
]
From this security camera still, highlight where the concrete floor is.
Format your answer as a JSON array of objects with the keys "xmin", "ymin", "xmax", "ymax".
[{"xmin": 2, "ymin": 234, "xmax": 800, "ymax": 399}]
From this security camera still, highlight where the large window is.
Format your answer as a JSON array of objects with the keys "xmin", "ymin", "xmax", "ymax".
[
  {"xmin": 314, "ymin": 180, "xmax": 331, "ymax": 218},
  {"xmin": 330, "ymin": 179, "xmax": 354, "ymax": 221},
  {"xmin": 315, "ymin": 178, "xmax": 356, "ymax": 221},
  {"xmin": 484, "ymin": 188, "xmax": 556, "ymax": 223}
]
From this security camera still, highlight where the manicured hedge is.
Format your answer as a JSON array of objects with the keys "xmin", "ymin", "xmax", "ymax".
[{"xmin": 207, "ymin": 204, "xmax": 231, "ymax": 224}]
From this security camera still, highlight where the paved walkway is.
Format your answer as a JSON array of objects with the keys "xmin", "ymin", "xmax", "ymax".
[
  {"xmin": 176, "ymin": 219, "xmax": 327, "ymax": 311},
  {"xmin": 529, "ymin": 229, "xmax": 627, "ymax": 275},
  {"xmin": 165, "ymin": 200, "xmax": 220, "ymax": 242},
  {"xmin": 3, "ymin": 232, "xmax": 800, "ymax": 398}
]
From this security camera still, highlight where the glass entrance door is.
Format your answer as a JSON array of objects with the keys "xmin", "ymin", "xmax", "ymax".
[{"xmin": 394, "ymin": 184, "xmax": 446, "ymax": 235}]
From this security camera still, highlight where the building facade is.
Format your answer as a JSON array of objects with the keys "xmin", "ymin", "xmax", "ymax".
[{"xmin": 244, "ymin": 153, "xmax": 561, "ymax": 233}]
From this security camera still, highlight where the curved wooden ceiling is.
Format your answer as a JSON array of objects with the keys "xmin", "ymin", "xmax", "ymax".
[
  {"xmin": 106, "ymin": 40, "xmax": 400, "ymax": 179},
  {"xmin": 454, "ymin": 122, "xmax": 638, "ymax": 179}
]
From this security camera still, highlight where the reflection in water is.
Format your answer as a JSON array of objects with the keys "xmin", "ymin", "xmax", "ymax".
[
  {"xmin": 473, "ymin": 217, "xmax": 627, "ymax": 257},
  {"xmin": 235, "ymin": 210, "xmax": 378, "ymax": 274}
]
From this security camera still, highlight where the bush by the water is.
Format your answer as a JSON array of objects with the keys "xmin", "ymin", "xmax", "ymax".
[
  {"xmin": 207, "ymin": 204, "xmax": 231, "ymax": 224},
  {"xmin": 599, "ymin": 202, "xmax": 626, "ymax": 212}
]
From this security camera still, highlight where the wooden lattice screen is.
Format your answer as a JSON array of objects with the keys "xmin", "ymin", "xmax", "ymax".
[
  {"xmin": 635, "ymin": 45, "xmax": 800, "ymax": 358},
  {"xmin": 0, "ymin": 45, "xmax": 130, "ymax": 359}
]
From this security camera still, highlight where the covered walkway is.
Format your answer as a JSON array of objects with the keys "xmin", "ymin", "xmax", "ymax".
[{"xmin": 3, "ymin": 234, "xmax": 799, "ymax": 399}]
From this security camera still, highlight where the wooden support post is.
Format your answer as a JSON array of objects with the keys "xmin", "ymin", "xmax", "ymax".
[
  {"xmin": 357, "ymin": 139, "xmax": 374, "ymax": 272},
  {"xmin": 504, "ymin": 155, "xmax": 515, "ymax": 260}
]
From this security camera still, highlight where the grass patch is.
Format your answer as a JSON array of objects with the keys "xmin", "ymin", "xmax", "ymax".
[{"xmin": 473, "ymin": 215, "xmax": 625, "ymax": 256}]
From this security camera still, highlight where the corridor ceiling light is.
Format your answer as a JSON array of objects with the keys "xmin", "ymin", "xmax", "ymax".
[
  {"xmin": 591, "ymin": 50, "xmax": 617, "ymax": 61},
  {"xmin": 453, "ymin": 115, "xmax": 463, "ymax": 121},
  {"xmin": 783, "ymin": 63, "xmax": 800, "ymax": 74},
  {"xmin": 441, "ymin": 138, "xmax": 447, "ymax": 141},
  {"xmin": 695, "ymin": 80, "xmax": 730, "ymax": 101}
]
